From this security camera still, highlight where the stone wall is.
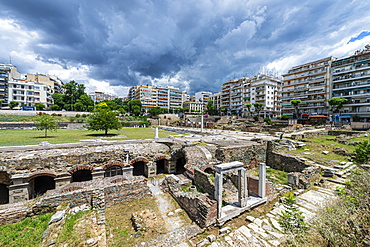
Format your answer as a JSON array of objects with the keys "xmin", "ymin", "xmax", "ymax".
[
  {"xmin": 266, "ymin": 141, "xmax": 309, "ymax": 172},
  {"xmin": 328, "ymin": 130, "xmax": 365, "ymax": 136},
  {"xmin": 215, "ymin": 143, "xmax": 266, "ymax": 167},
  {"xmin": 0, "ymin": 142, "xmax": 170, "ymax": 175},
  {"xmin": 194, "ymin": 169, "xmax": 215, "ymax": 197},
  {"xmin": 161, "ymin": 176, "xmax": 217, "ymax": 228},
  {"xmin": 35, "ymin": 176, "xmax": 152, "ymax": 210},
  {"xmin": 228, "ymin": 173, "xmax": 274, "ymax": 198}
]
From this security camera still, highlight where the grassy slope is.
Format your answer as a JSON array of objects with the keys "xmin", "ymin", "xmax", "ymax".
[
  {"xmin": 0, "ymin": 214, "xmax": 52, "ymax": 247},
  {"xmin": 0, "ymin": 128, "xmax": 181, "ymax": 146}
]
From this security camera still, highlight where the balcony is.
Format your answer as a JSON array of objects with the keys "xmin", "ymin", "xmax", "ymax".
[{"xmin": 333, "ymin": 71, "xmax": 370, "ymax": 83}]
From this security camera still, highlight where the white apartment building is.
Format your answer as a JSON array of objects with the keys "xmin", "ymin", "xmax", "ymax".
[
  {"xmin": 88, "ymin": 91, "xmax": 117, "ymax": 103},
  {"xmin": 182, "ymin": 101, "xmax": 205, "ymax": 112},
  {"xmin": 210, "ymin": 92, "xmax": 222, "ymax": 112},
  {"xmin": 220, "ymin": 74, "xmax": 282, "ymax": 117},
  {"xmin": 8, "ymin": 79, "xmax": 54, "ymax": 107},
  {"xmin": 243, "ymin": 74, "xmax": 282, "ymax": 118},
  {"xmin": 195, "ymin": 91, "xmax": 212, "ymax": 103},
  {"xmin": 0, "ymin": 64, "xmax": 21, "ymax": 107}
]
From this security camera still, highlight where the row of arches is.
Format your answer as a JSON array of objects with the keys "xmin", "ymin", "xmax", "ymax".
[{"xmin": 0, "ymin": 152, "xmax": 188, "ymax": 205}]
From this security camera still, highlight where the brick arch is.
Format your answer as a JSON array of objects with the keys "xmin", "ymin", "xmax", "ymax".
[
  {"xmin": 129, "ymin": 156, "xmax": 149, "ymax": 165},
  {"xmin": 201, "ymin": 164, "xmax": 215, "ymax": 173},
  {"xmin": 154, "ymin": 153, "xmax": 169, "ymax": 161},
  {"xmin": 103, "ymin": 161, "xmax": 127, "ymax": 170},
  {"xmin": 68, "ymin": 165, "xmax": 94, "ymax": 174},
  {"xmin": 0, "ymin": 171, "xmax": 11, "ymax": 185},
  {"xmin": 170, "ymin": 149, "xmax": 186, "ymax": 161},
  {"xmin": 25, "ymin": 170, "xmax": 57, "ymax": 182}
]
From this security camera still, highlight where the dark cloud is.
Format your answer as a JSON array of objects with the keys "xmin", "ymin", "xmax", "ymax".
[{"xmin": 0, "ymin": 0, "xmax": 369, "ymax": 95}]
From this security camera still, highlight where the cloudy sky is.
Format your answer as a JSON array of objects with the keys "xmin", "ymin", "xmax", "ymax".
[{"xmin": 1, "ymin": 0, "xmax": 370, "ymax": 97}]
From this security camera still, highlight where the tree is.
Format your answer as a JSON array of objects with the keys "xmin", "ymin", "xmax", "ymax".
[
  {"xmin": 86, "ymin": 109, "xmax": 121, "ymax": 135},
  {"xmin": 63, "ymin": 80, "xmax": 86, "ymax": 110},
  {"xmin": 148, "ymin": 107, "xmax": 164, "ymax": 117},
  {"xmin": 219, "ymin": 106, "xmax": 227, "ymax": 116},
  {"xmin": 245, "ymin": 104, "xmax": 252, "ymax": 117},
  {"xmin": 0, "ymin": 100, "xmax": 2, "ymax": 108},
  {"xmin": 9, "ymin": 101, "xmax": 18, "ymax": 110},
  {"xmin": 74, "ymin": 94, "xmax": 94, "ymax": 111},
  {"xmin": 290, "ymin": 99, "xmax": 302, "ymax": 119},
  {"xmin": 328, "ymin": 98, "xmax": 348, "ymax": 114},
  {"xmin": 128, "ymin": 100, "xmax": 142, "ymax": 116},
  {"xmin": 52, "ymin": 93, "xmax": 65, "ymax": 110},
  {"xmin": 34, "ymin": 114, "xmax": 59, "ymax": 137},
  {"xmin": 253, "ymin": 103, "xmax": 264, "ymax": 117},
  {"xmin": 279, "ymin": 192, "xmax": 308, "ymax": 239},
  {"xmin": 206, "ymin": 100, "xmax": 215, "ymax": 115},
  {"xmin": 35, "ymin": 103, "xmax": 46, "ymax": 111},
  {"xmin": 353, "ymin": 140, "xmax": 370, "ymax": 164}
]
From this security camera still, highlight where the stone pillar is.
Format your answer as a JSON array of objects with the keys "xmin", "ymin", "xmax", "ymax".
[
  {"xmin": 92, "ymin": 167, "xmax": 105, "ymax": 180},
  {"xmin": 258, "ymin": 163, "xmax": 266, "ymax": 198},
  {"xmin": 122, "ymin": 167, "xmax": 133, "ymax": 176},
  {"xmin": 55, "ymin": 174, "xmax": 72, "ymax": 189},
  {"xmin": 9, "ymin": 176, "xmax": 29, "ymax": 203},
  {"xmin": 154, "ymin": 127, "xmax": 159, "ymax": 139},
  {"xmin": 214, "ymin": 172, "xmax": 223, "ymax": 218},
  {"xmin": 238, "ymin": 168, "xmax": 247, "ymax": 207},
  {"xmin": 145, "ymin": 163, "xmax": 156, "ymax": 178},
  {"xmin": 167, "ymin": 160, "xmax": 176, "ymax": 174}
]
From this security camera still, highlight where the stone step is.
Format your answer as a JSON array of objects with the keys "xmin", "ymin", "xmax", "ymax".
[
  {"xmin": 297, "ymin": 190, "xmax": 333, "ymax": 208},
  {"xmin": 315, "ymin": 187, "xmax": 337, "ymax": 196},
  {"xmin": 296, "ymin": 198, "xmax": 319, "ymax": 212}
]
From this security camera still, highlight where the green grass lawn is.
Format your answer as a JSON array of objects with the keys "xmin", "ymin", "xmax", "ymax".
[
  {"xmin": 286, "ymin": 134, "xmax": 369, "ymax": 165},
  {"xmin": 0, "ymin": 128, "xmax": 182, "ymax": 147}
]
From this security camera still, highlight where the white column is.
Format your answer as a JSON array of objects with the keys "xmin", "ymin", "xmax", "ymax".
[
  {"xmin": 258, "ymin": 163, "xmax": 266, "ymax": 198},
  {"xmin": 214, "ymin": 172, "xmax": 223, "ymax": 218},
  {"xmin": 238, "ymin": 168, "xmax": 247, "ymax": 207},
  {"xmin": 154, "ymin": 127, "xmax": 159, "ymax": 138},
  {"xmin": 201, "ymin": 114, "xmax": 204, "ymax": 132}
]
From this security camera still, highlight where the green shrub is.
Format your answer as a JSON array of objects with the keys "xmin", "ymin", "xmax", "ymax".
[{"xmin": 264, "ymin": 117, "xmax": 272, "ymax": 125}]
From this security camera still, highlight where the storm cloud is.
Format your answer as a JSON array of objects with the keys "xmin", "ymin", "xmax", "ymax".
[{"xmin": 1, "ymin": 0, "xmax": 369, "ymax": 97}]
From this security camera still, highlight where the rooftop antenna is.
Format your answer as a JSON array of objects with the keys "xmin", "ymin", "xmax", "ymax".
[{"xmin": 9, "ymin": 56, "xmax": 12, "ymax": 64}]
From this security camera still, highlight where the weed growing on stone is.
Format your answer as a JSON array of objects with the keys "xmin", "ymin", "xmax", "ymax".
[{"xmin": 55, "ymin": 210, "xmax": 91, "ymax": 245}]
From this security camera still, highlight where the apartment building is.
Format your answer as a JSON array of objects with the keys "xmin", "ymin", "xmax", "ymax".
[
  {"xmin": 195, "ymin": 91, "xmax": 212, "ymax": 103},
  {"xmin": 25, "ymin": 74, "xmax": 64, "ymax": 94},
  {"xmin": 182, "ymin": 101, "xmax": 205, "ymax": 112},
  {"xmin": 221, "ymin": 78, "xmax": 244, "ymax": 115},
  {"xmin": 0, "ymin": 64, "xmax": 21, "ymax": 107},
  {"xmin": 220, "ymin": 74, "xmax": 282, "ymax": 117},
  {"xmin": 210, "ymin": 92, "xmax": 222, "ymax": 112},
  {"xmin": 131, "ymin": 85, "xmax": 187, "ymax": 111},
  {"xmin": 243, "ymin": 74, "xmax": 282, "ymax": 118},
  {"xmin": 281, "ymin": 57, "xmax": 335, "ymax": 117},
  {"xmin": 88, "ymin": 91, "xmax": 117, "ymax": 103},
  {"xmin": 331, "ymin": 46, "xmax": 370, "ymax": 122},
  {"xmin": 8, "ymin": 79, "xmax": 54, "ymax": 107}
]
